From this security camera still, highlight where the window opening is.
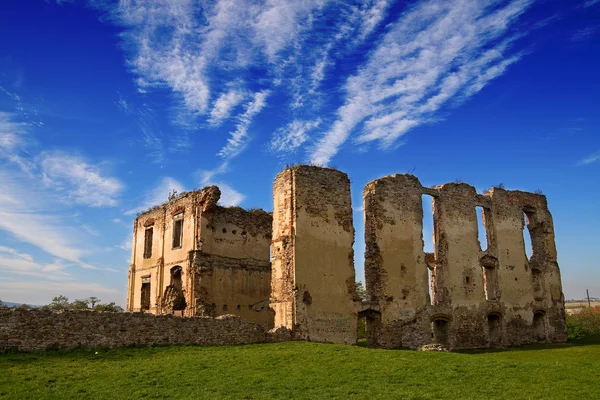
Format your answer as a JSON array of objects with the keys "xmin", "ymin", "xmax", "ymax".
[
  {"xmin": 487, "ymin": 314, "xmax": 502, "ymax": 347},
  {"xmin": 533, "ymin": 312, "xmax": 546, "ymax": 342},
  {"xmin": 172, "ymin": 217, "xmax": 183, "ymax": 249},
  {"xmin": 523, "ymin": 211, "xmax": 534, "ymax": 259},
  {"xmin": 432, "ymin": 319, "xmax": 450, "ymax": 347},
  {"xmin": 422, "ymin": 195, "xmax": 435, "ymax": 304},
  {"xmin": 143, "ymin": 227, "xmax": 153, "ymax": 259},
  {"xmin": 476, "ymin": 207, "xmax": 489, "ymax": 252},
  {"xmin": 140, "ymin": 275, "xmax": 151, "ymax": 310}
]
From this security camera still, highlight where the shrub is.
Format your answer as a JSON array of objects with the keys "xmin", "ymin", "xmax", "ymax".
[{"xmin": 566, "ymin": 307, "xmax": 600, "ymax": 340}]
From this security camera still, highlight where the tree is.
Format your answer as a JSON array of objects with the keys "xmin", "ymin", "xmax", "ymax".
[
  {"xmin": 70, "ymin": 299, "xmax": 90, "ymax": 310},
  {"xmin": 94, "ymin": 302, "xmax": 124, "ymax": 312},
  {"xmin": 49, "ymin": 295, "xmax": 70, "ymax": 311},
  {"xmin": 0, "ymin": 298, "xmax": 4, "ymax": 307},
  {"xmin": 356, "ymin": 281, "xmax": 367, "ymax": 301},
  {"xmin": 88, "ymin": 297, "xmax": 100, "ymax": 308}
]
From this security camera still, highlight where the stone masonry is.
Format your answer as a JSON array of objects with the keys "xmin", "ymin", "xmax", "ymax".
[
  {"xmin": 5, "ymin": 167, "xmax": 566, "ymax": 353},
  {"xmin": 127, "ymin": 186, "xmax": 273, "ymax": 328},
  {"xmin": 0, "ymin": 308, "xmax": 289, "ymax": 353},
  {"xmin": 363, "ymin": 174, "xmax": 567, "ymax": 349},
  {"xmin": 271, "ymin": 166, "xmax": 358, "ymax": 344}
]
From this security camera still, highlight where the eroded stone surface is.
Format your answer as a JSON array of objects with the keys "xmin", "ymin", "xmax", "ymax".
[
  {"xmin": 127, "ymin": 186, "xmax": 273, "ymax": 328},
  {"xmin": 271, "ymin": 166, "xmax": 357, "ymax": 345},
  {"xmin": 363, "ymin": 174, "xmax": 567, "ymax": 350}
]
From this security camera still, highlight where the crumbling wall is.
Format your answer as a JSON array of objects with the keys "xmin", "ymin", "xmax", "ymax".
[
  {"xmin": 363, "ymin": 174, "xmax": 567, "ymax": 350},
  {"xmin": 271, "ymin": 166, "xmax": 357, "ymax": 345},
  {"xmin": 127, "ymin": 187, "xmax": 273, "ymax": 329},
  {"xmin": 431, "ymin": 183, "xmax": 489, "ymax": 349},
  {"xmin": 486, "ymin": 188, "xmax": 567, "ymax": 345},
  {"xmin": 0, "ymin": 308, "xmax": 288, "ymax": 353},
  {"xmin": 363, "ymin": 175, "xmax": 430, "ymax": 349}
]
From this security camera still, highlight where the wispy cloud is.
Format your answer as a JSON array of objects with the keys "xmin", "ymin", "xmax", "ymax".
[
  {"xmin": 209, "ymin": 88, "xmax": 248, "ymax": 126},
  {"xmin": 583, "ymin": 0, "xmax": 600, "ymax": 7},
  {"xmin": 217, "ymin": 90, "xmax": 270, "ymax": 159},
  {"xmin": 0, "ymin": 170, "xmax": 98, "ymax": 269},
  {"xmin": 309, "ymin": 0, "xmax": 533, "ymax": 165},
  {"xmin": 571, "ymin": 26, "xmax": 598, "ymax": 42},
  {"xmin": 0, "ymin": 246, "xmax": 72, "ymax": 281},
  {"xmin": 39, "ymin": 151, "xmax": 123, "ymax": 207},
  {"xmin": 270, "ymin": 119, "xmax": 321, "ymax": 154},
  {"xmin": 124, "ymin": 177, "xmax": 185, "ymax": 216},
  {"xmin": 578, "ymin": 150, "xmax": 600, "ymax": 165}
]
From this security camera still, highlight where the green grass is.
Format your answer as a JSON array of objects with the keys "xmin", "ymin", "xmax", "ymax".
[{"xmin": 2, "ymin": 337, "xmax": 600, "ymax": 399}]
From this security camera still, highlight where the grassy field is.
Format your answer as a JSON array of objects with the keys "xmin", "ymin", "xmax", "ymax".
[
  {"xmin": 1, "ymin": 337, "xmax": 600, "ymax": 399},
  {"xmin": 565, "ymin": 301, "xmax": 600, "ymax": 309}
]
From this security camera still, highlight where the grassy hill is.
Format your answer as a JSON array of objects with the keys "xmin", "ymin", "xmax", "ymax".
[{"xmin": 1, "ymin": 336, "xmax": 599, "ymax": 399}]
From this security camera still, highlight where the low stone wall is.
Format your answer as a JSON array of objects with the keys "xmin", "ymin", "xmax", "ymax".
[{"xmin": 0, "ymin": 308, "xmax": 288, "ymax": 352}]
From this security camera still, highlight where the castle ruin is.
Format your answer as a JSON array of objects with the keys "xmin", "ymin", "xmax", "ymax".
[
  {"xmin": 126, "ymin": 186, "xmax": 274, "ymax": 327},
  {"xmin": 126, "ymin": 165, "xmax": 567, "ymax": 350}
]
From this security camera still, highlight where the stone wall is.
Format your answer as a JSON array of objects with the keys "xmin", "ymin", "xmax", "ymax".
[
  {"xmin": 127, "ymin": 186, "xmax": 273, "ymax": 328},
  {"xmin": 363, "ymin": 174, "xmax": 567, "ymax": 350},
  {"xmin": 271, "ymin": 166, "xmax": 358, "ymax": 345},
  {"xmin": 0, "ymin": 308, "xmax": 287, "ymax": 353}
]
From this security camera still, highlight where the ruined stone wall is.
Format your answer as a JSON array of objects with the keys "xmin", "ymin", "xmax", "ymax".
[
  {"xmin": 0, "ymin": 308, "xmax": 288, "ymax": 353},
  {"xmin": 363, "ymin": 175, "xmax": 430, "ymax": 349},
  {"xmin": 128, "ymin": 187, "xmax": 273, "ymax": 328},
  {"xmin": 271, "ymin": 166, "xmax": 357, "ymax": 345},
  {"xmin": 363, "ymin": 174, "xmax": 567, "ymax": 350}
]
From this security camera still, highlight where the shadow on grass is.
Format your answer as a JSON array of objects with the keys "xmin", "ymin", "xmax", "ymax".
[{"xmin": 457, "ymin": 334, "xmax": 600, "ymax": 354}]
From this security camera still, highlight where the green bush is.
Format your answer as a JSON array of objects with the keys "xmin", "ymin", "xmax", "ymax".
[{"xmin": 566, "ymin": 307, "xmax": 600, "ymax": 340}]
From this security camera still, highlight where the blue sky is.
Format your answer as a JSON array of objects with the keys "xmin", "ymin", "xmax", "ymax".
[{"xmin": 0, "ymin": 0, "xmax": 598, "ymax": 306}]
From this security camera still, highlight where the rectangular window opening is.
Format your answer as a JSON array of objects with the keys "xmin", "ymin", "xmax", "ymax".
[
  {"xmin": 523, "ymin": 211, "xmax": 534, "ymax": 259},
  {"xmin": 476, "ymin": 206, "xmax": 489, "ymax": 252},
  {"xmin": 422, "ymin": 195, "xmax": 435, "ymax": 305},
  {"xmin": 172, "ymin": 218, "xmax": 183, "ymax": 249},
  {"xmin": 143, "ymin": 227, "xmax": 153, "ymax": 259},
  {"xmin": 141, "ymin": 275, "xmax": 151, "ymax": 310}
]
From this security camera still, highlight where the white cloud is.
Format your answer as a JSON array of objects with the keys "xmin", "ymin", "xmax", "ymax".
[
  {"xmin": 270, "ymin": 119, "xmax": 321, "ymax": 153},
  {"xmin": 0, "ymin": 248, "xmax": 71, "ymax": 281},
  {"xmin": 124, "ymin": 177, "xmax": 185, "ymax": 216},
  {"xmin": 309, "ymin": 0, "xmax": 533, "ymax": 165},
  {"xmin": 209, "ymin": 88, "xmax": 247, "ymax": 127},
  {"xmin": 0, "ymin": 280, "xmax": 121, "ymax": 306},
  {"xmin": 584, "ymin": 0, "xmax": 600, "ymax": 7},
  {"xmin": 578, "ymin": 151, "xmax": 600, "ymax": 165},
  {"xmin": 39, "ymin": 151, "xmax": 123, "ymax": 207},
  {"xmin": 199, "ymin": 161, "xmax": 230, "ymax": 186},
  {"xmin": 217, "ymin": 90, "xmax": 270, "ymax": 159},
  {"xmin": 215, "ymin": 182, "xmax": 245, "ymax": 207},
  {"xmin": 115, "ymin": 0, "xmax": 324, "ymax": 116},
  {"xmin": 0, "ymin": 170, "xmax": 98, "ymax": 269}
]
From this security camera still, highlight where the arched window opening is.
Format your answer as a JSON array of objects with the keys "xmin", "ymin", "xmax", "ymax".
[
  {"xmin": 432, "ymin": 318, "xmax": 450, "ymax": 348},
  {"xmin": 533, "ymin": 311, "xmax": 547, "ymax": 342}
]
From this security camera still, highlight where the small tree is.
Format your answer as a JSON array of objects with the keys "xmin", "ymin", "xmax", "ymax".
[
  {"xmin": 355, "ymin": 281, "xmax": 367, "ymax": 301},
  {"xmin": 88, "ymin": 297, "xmax": 100, "ymax": 308},
  {"xmin": 70, "ymin": 299, "xmax": 90, "ymax": 310},
  {"xmin": 48, "ymin": 295, "xmax": 70, "ymax": 311},
  {"xmin": 0, "ymin": 298, "xmax": 4, "ymax": 307}
]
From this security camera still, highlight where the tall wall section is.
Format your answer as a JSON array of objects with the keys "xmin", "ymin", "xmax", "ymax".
[
  {"xmin": 363, "ymin": 175, "xmax": 430, "ymax": 349},
  {"xmin": 271, "ymin": 166, "xmax": 358, "ymax": 345}
]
